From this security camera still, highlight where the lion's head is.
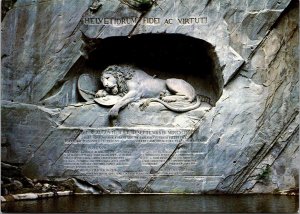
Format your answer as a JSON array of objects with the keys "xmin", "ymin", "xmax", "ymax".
[{"xmin": 101, "ymin": 65, "xmax": 134, "ymax": 96}]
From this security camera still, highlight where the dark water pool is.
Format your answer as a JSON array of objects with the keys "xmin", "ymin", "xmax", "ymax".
[{"xmin": 1, "ymin": 194, "xmax": 299, "ymax": 213}]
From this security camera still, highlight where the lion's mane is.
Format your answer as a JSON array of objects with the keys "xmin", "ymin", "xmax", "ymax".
[{"xmin": 101, "ymin": 65, "xmax": 135, "ymax": 96}]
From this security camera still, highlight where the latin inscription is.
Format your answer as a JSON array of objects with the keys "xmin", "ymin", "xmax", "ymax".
[{"xmin": 82, "ymin": 17, "xmax": 208, "ymax": 26}]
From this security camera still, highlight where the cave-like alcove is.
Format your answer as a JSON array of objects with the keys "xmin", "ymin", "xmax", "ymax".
[
  {"xmin": 84, "ymin": 34, "xmax": 223, "ymax": 105},
  {"xmin": 42, "ymin": 34, "xmax": 223, "ymax": 107}
]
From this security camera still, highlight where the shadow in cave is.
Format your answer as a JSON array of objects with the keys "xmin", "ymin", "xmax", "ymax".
[{"xmin": 87, "ymin": 34, "xmax": 214, "ymax": 78}]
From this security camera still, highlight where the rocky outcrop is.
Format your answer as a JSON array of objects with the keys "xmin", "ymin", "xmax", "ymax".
[
  {"xmin": 1, "ymin": 0, "xmax": 298, "ymax": 194},
  {"xmin": 1, "ymin": 162, "xmax": 106, "ymax": 198}
]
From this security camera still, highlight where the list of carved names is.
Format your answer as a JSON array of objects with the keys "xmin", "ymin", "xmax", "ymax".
[{"xmin": 63, "ymin": 128, "xmax": 199, "ymax": 177}]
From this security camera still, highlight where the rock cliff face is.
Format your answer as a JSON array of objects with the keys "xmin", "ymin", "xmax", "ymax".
[{"xmin": 1, "ymin": 0, "xmax": 298, "ymax": 194}]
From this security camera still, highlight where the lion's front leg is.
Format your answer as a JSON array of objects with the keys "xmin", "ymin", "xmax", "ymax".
[{"xmin": 109, "ymin": 91, "xmax": 138, "ymax": 119}]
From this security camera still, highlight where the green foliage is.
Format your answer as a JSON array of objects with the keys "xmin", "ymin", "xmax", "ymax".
[
  {"xmin": 121, "ymin": 0, "xmax": 153, "ymax": 12},
  {"xmin": 257, "ymin": 164, "xmax": 271, "ymax": 182}
]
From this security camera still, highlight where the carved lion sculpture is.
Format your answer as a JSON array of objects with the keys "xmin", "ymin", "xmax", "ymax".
[{"xmin": 95, "ymin": 65, "xmax": 201, "ymax": 119}]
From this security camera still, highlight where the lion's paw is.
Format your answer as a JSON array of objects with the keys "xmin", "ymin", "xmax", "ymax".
[
  {"xmin": 95, "ymin": 90, "xmax": 107, "ymax": 98},
  {"xmin": 109, "ymin": 108, "xmax": 119, "ymax": 119}
]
